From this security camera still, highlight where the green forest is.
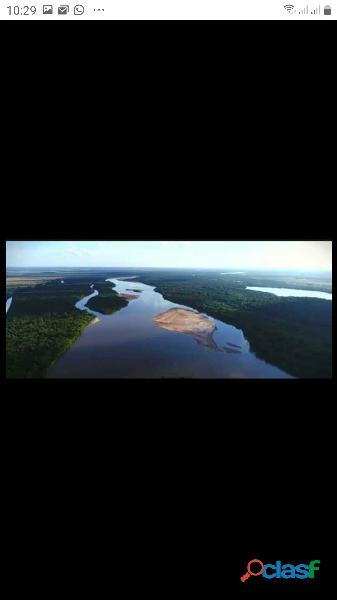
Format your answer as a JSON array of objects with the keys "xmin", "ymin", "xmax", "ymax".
[
  {"xmin": 6, "ymin": 276, "xmax": 128, "ymax": 378},
  {"xmin": 6, "ymin": 312, "xmax": 93, "ymax": 378},
  {"xmin": 135, "ymin": 271, "xmax": 332, "ymax": 378},
  {"xmin": 87, "ymin": 281, "xmax": 128, "ymax": 314},
  {"xmin": 6, "ymin": 269, "xmax": 332, "ymax": 379}
]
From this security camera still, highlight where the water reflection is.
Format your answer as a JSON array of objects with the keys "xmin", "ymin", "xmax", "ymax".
[{"xmin": 47, "ymin": 279, "xmax": 293, "ymax": 378}]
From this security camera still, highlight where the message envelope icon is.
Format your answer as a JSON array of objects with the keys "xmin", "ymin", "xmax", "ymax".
[{"xmin": 58, "ymin": 5, "xmax": 69, "ymax": 13}]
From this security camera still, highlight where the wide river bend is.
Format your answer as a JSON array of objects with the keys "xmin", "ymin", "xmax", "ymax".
[{"xmin": 47, "ymin": 278, "xmax": 293, "ymax": 378}]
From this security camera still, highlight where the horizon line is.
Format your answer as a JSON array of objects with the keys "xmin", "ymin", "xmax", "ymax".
[{"xmin": 6, "ymin": 265, "xmax": 332, "ymax": 271}]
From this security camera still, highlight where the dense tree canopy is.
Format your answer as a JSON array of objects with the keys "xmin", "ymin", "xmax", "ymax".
[
  {"xmin": 135, "ymin": 272, "xmax": 332, "ymax": 378},
  {"xmin": 6, "ymin": 270, "xmax": 332, "ymax": 378},
  {"xmin": 6, "ymin": 276, "xmax": 127, "ymax": 377}
]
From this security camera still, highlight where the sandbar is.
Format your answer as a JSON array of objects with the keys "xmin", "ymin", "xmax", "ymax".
[
  {"xmin": 119, "ymin": 293, "xmax": 139, "ymax": 300},
  {"xmin": 88, "ymin": 317, "xmax": 100, "ymax": 326},
  {"xmin": 153, "ymin": 308, "xmax": 219, "ymax": 350}
]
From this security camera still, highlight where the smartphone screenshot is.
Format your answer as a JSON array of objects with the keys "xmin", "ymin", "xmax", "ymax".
[{"xmin": 6, "ymin": 11, "xmax": 331, "ymax": 600}]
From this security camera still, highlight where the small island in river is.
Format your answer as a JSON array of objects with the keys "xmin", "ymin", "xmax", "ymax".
[
  {"xmin": 119, "ymin": 292, "xmax": 139, "ymax": 300},
  {"xmin": 153, "ymin": 308, "xmax": 219, "ymax": 350}
]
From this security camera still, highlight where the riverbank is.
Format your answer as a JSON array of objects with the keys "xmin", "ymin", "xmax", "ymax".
[
  {"xmin": 6, "ymin": 311, "xmax": 95, "ymax": 378},
  {"xmin": 6, "ymin": 277, "xmax": 106, "ymax": 377},
  {"xmin": 46, "ymin": 277, "xmax": 292, "ymax": 379},
  {"xmin": 6, "ymin": 270, "xmax": 332, "ymax": 379},
  {"xmin": 86, "ymin": 280, "xmax": 129, "ymax": 314},
  {"xmin": 135, "ymin": 272, "xmax": 332, "ymax": 378},
  {"xmin": 87, "ymin": 317, "xmax": 100, "ymax": 326}
]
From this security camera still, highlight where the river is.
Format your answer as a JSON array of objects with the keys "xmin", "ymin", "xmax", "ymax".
[
  {"xmin": 47, "ymin": 278, "xmax": 292, "ymax": 378},
  {"xmin": 75, "ymin": 288, "xmax": 99, "ymax": 314},
  {"xmin": 246, "ymin": 286, "xmax": 332, "ymax": 300},
  {"xmin": 6, "ymin": 297, "xmax": 13, "ymax": 314}
]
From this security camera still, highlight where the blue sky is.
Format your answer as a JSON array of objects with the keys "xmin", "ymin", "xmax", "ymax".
[{"xmin": 6, "ymin": 241, "xmax": 332, "ymax": 270}]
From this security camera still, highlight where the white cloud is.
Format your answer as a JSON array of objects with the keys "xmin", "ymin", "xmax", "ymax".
[{"xmin": 6, "ymin": 241, "xmax": 332, "ymax": 270}]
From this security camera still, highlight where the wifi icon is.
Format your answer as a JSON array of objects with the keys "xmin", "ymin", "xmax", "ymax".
[{"xmin": 284, "ymin": 4, "xmax": 295, "ymax": 11}]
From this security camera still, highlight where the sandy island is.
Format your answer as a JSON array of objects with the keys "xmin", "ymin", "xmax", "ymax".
[
  {"xmin": 153, "ymin": 308, "xmax": 219, "ymax": 350},
  {"xmin": 119, "ymin": 293, "xmax": 139, "ymax": 300}
]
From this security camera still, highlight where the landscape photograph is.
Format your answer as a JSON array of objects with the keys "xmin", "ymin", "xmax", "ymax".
[{"xmin": 6, "ymin": 241, "xmax": 332, "ymax": 379}]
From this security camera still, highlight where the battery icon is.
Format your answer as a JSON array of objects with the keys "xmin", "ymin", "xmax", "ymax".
[{"xmin": 324, "ymin": 5, "xmax": 331, "ymax": 14}]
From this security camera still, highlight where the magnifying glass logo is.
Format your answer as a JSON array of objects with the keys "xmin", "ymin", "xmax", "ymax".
[{"xmin": 240, "ymin": 559, "xmax": 264, "ymax": 582}]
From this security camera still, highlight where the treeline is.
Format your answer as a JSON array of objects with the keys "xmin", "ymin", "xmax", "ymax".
[
  {"xmin": 6, "ymin": 276, "xmax": 130, "ymax": 377},
  {"xmin": 6, "ymin": 312, "xmax": 93, "ymax": 378},
  {"xmin": 136, "ymin": 274, "xmax": 332, "ymax": 378},
  {"xmin": 87, "ymin": 281, "xmax": 128, "ymax": 314},
  {"xmin": 6, "ymin": 278, "xmax": 96, "ymax": 378}
]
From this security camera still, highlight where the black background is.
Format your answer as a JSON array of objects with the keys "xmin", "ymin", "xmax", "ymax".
[{"xmin": 6, "ymin": 25, "xmax": 332, "ymax": 598}]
